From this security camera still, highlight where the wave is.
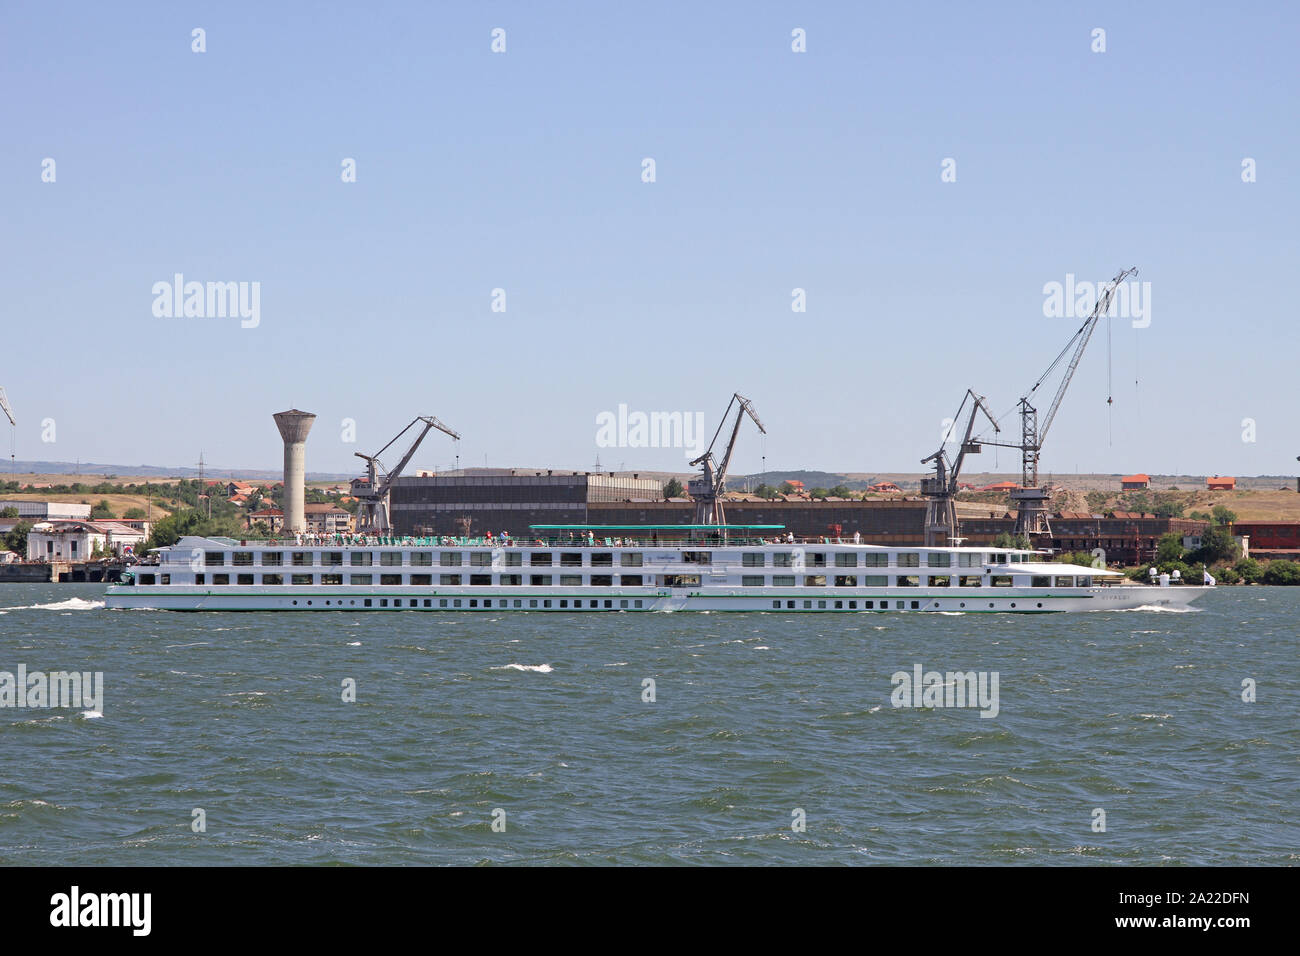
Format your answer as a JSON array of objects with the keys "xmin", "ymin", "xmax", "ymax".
[
  {"xmin": 0, "ymin": 597, "xmax": 105, "ymax": 611},
  {"xmin": 492, "ymin": 663, "xmax": 554, "ymax": 673}
]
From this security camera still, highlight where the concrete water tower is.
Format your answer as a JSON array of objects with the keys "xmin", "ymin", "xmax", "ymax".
[{"xmin": 273, "ymin": 409, "xmax": 316, "ymax": 534}]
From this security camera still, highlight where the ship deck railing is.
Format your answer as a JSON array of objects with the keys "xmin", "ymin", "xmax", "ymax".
[{"xmin": 216, "ymin": 534, "xmax": 876, "ymax": 549}]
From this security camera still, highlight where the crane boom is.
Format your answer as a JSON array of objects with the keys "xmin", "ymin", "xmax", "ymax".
[
  {"xmin": 688, "ymin": 393, "xmax": 766, "ymax": 529},
  {"xmin": 353, "ymin": 415, "xmax": 461, "ymax": 533},
  {"xmin": 1033, "ymin": 266, "xmax": 1136, "ymax": 446},
  {"xmin": 0, "ymin": 386, "xmax": 13, "ymax": 427}
]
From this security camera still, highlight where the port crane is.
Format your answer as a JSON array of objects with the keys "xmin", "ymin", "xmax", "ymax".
[
  {"xmin": 353, "ymin": 416, "xmax": 461, "ymax": 533},
  {"xmin": 985, "ymin": 266, "xmax": 1137, "ymax": 540},
  {"xmin": 0, "ymin": 386, "xmax": 14, "ymax": 474},
  {"xmin": 920, "ymin": 388, "xmax": 999, "ymax": 546},
  {"xmin": 688, "ymin": 393, "xmax": 766, "ymax": 530}
]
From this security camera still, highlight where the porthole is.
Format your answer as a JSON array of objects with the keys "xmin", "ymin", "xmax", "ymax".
[
  {"xmin": 292, "ymin": 600, "xmax": 298, "ymax": 605},
  {"xmin": 988, "ymin": 603, "xmax": 994, "ymax": 608},
  {"xmin": 1037, "ymin": 602, "xmax": 1043, "ymax": 608},
  {"xmin": 959, "ymin": 602, "xmax": 965, "ymax": 608},
  {"xmin": 1010, "ymin": 603, "xmax": 1016, "ymax": 608}
]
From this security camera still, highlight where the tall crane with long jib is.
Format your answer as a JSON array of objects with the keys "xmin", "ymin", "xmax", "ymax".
[
  {"xmin": 688, "ymin": 393, "xmax": 766, "ymax": 530},
  {"xmin": 0, "ymin": 386, "xmax": 15, "ymax": 474},
  {"xmin": 353, "ymin": 416, "xmax": 461, "ymax": 533},
  {"xmin": 986, "ymin": 266, "xmax": 1137, "ymax": 541},
  {"xmin": 921, "ymin": 388, "xmax": 999, "ymax": 546}
]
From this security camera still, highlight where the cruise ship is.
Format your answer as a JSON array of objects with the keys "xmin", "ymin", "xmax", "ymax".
[{"xmin": 104, "ymin": 524, "xmax": 1208, "ymax": 612}]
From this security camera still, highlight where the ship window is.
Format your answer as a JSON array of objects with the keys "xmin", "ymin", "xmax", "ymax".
[
  {"xmin": 559, "ymin": 600, "xmax": 568, "ymax": 608},
  {"xmin": 453, "ymin": 599, "xmax": 462, "ymax": 607},
  {"xmin": 261, "ymin": 551, "xmax": 283, "ymax": 566},
  {"xmin": 1032, "ymin": 576, "xmax": 1051, "ymax": 588},
  {"xmin": 849, "ymin": 601, "xmax": 857, "ymax": 609},
  {"xmin": 591, "ymin": 552, "xmax": 613, "ymax": 567},
  {"xmin": 772, "ymin": 600, "xmax": 781, "ymax": 608},
  {"xmin": 471, "ymin": 599, "xmax": 479, "ymax": 608},
  {"xmin": 349, "ymin": 552, "xmax": 371, "ymax": 566},
  {"xmin": 530, "ymin": 575, "xmax": 552, "ymax": 586},
  {"xmin": 350, "ymin": 574, "xmax": 373, "ymax": 585},
  {"xmin": 292, "ymin": 552, "xmax": 311, "ymax": 566},
  {"xmin": 1054, "ymin": 576, "xmax": 1074, "ymax": 588},
  {"xmin": 381, "ymin": 552, "xmax": 404, "ymax": 566},
  {"xmin": 896, "ymin": 601, "xmax": 905, "ymax": 609},
  {"xmin": 410, "ymin": 574, "xmax": 432, "ymax": 586},
  {"xmin": 958, "ymin": 553, "xmax": 981, "ymax": 567},
  {"xmin": 620, "ymin": 599, "xmax": 628, "ymax": 609},
  {"xmin": 620, "ymin": 574, "xmax": 643, "ymax": 586},
  {"xmin": 807, "ymin": 553, "xmax": 826, "ymax": 567},
  {"xmin": 818, "ymin": 600, "xmax": 827, "ymax": 609},
  {"xmin": 364, "ymin": 599, "xmax": 372, "ymax": 607},
  {"xmin": 205, "ymin": 551, "xmax": 224, "ymax": 567},
  {"xmin": 959, "ymin": 576, "xmax": 982, "ymax": 587},
  {"xmin": 291, "ymin": 574, "xmax": 312, "ymax": 585},
  {"xmin": 862, "ymin": 553, "xmax": 888, "ymax": 567},
  {"xmin": 897, "ymin": 553, "xmax": 920, "ymax": 567},
  {"xmin": 560, "ymin": 574, "xmax": 582, "ymax": 586},
  {"xmin": 772, "ymin": 575, "xmax": 795, "ymax": 586},
  {"xmin": 910, "ymin": 600, "xmax": 920, "ymax": 610},
  {"xmin": 664, "ymin": 574, "xmax": 700, "ymax": 587},
  {"xmin": 803, "ymin": 600, "xmax": 812, "ymax": 609},
  {"xmin": 237, "ymin": 574, "xmax": 255, "ymax": 585},
  {"xmin": 424, "ymin": 599, "xmax": 432, "ymax": 607},
  {"xmin": 634, "ymin": 600, "xmax": 642, "ymax": 608},
  {"xmin": 160, "ymin": 574, "xmax": 170, "ymax": 585},
  {"xmin": 786, "ymin": 600, "xmax": 795, "ymax": 609},
  {"xmin": 380, "ymin": 574, "xmax": 402, "ymax": 586},
  {"xmin": 263, "ymin": 573, "xmax": 283, "ymax": 585},
  {"xmin": 833, "ymin": 575, "xmax": 857, "ymax": 587},
  {"xmin": 991, "ymin": 553, "xmax": 1008, "ymax": 563},
  {"xmin": 864, "ymin": 600, "xmax": 874, "ymax": 609},
  {"xmin": 440, "ymin": 574, "xmax": 461, "ymax": 585},
  {"xmin": 591, "ymin": 575, "xmax": 613, "ymax": 587},
  {"xmin": 232, "ymin": 552, "xmax": 253, "ymax": 566},
  {"xmin": 194, "ymin": 574, "xmax": 204, "ymax": 585},
  {"xmin": 213, "ymin": 574, "xmax": 230, "ymax": 585},
  {"xmin": 530, "ymin": 599, "xmax": 538, "ymax": 608},
  {"xmin": 320, "ymin": 573, "xmax": 341, "ymax": 585},
  {"xmin": 411, "ymin": 552, "xmax": 433, "ymax": 566},
  {"xmin": 470, "ymin": 574, "xmax": 491, "ymax": 586},
  {"xmin": 441, "ymin": 552, "xmax": 462, "ymax": 566},
  {"xmin": 743, "ymin": 553, "xmax": 765, "ymax": 567},
  {"xmin": 1078, "ymin": 576, "xmax": 1092, "ymax": 587},
  {"xmin": 139, "ymin": 574, "xmax": 156, "ymax": 585},
  {"xmin": 927, "ymin": 575, "xmax": 951, "ymax": 587},
  {"xmin": 742, "ymin": 576, "xmax": 764, "ymax": 587},
  {"xmin": 323, "ymin": 552, "xmax": 343, "ymax": 566},
  {"xmin": 863, "ymin": 575, "xmax": 888, "ymax": 587},
  {"xmin": 470, "ymin": 552, "xmax": 492, "ymax": 566},
  {"xmin": 682, "ymin": 551, "xmax": 712, "ymax": 565},
  {"xmin": 617, "ymin": 552, "xmax": 642, "ymax": 567},
  {"xmin": 773, "ymin": 553, "xmax": 793, "ymax": 567},
  {"xmin": 991, "ymin": 575, "xmax": 1014, "ymax": 587},
  {"xmin": 529, "ymin": 553, "xmax": 552, "ymax": 566},
  {"xmin": 927, "ymin": 553, "xmax": 951, "ymax": 567},
  {"xmin": 514, "ymin": 600, "xmax": 522, "ymax": 607},
  {"xmin": 506, "ymin": 553, "xmax": 522, "ymax": 566},
  {"xmin": 380, "ymin": 599, "xmax": 388, "ymax": 607},
  {"xmin": 834, "ymin": 553, "xmax": 857, "ymax": 567},
  {"xmin": 561, "ymin": 552, "xmax": 583, "ymax": 567},
  {"xmin": 804, "ymin": 575, "xmax": 826, "ymax": 587},
  {"xmin": 500, "ymin": 574, "xmax": 522, "ymax": 586}
]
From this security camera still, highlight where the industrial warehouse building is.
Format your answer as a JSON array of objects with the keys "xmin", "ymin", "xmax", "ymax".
[{"xmin": 388, "ymin": 473, "xmax": 1207, "ymax": 565}]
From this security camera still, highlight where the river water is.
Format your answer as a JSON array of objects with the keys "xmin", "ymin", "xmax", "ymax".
[{"xmin": 0, "ymin": 583, "xmax": 1295, "ymax": 865}]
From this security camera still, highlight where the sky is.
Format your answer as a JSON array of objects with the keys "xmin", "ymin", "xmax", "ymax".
[{"xmin": 2, "ymin": 1, "xmax": 1297, "ymax": 480}]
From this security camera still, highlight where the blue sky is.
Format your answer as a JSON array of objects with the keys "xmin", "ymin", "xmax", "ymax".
[{"xmin": 2, "ymin": 1, "xmax": 1296, "ymax": 479}]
